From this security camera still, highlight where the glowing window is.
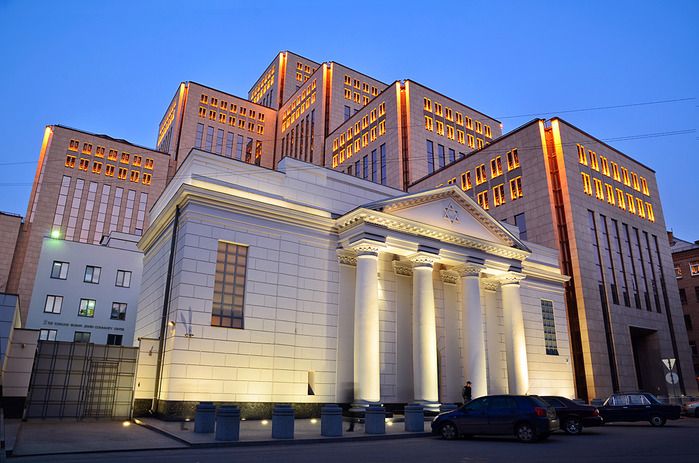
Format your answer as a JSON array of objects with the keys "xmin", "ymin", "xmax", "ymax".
[
  {"xmin": 577, "ymin": 144, "xmax": 587, "ymax": 165},
  {"xmin": 626, "ymin": 193, "xmax": 635, "ymax": 213},
  {"xmin": 120, "ymin": 152, "xmax": 129, "ymax": 164},
  {"xmin": 477, "ymin": 191, "xmax": 489, "ymax": 210},
  {"xmin": 95, "ymin": 146, "xmax": 105, "ymax": 158},
  {"xmin": 142, "ymin": 173, "xmax": 152, "ymax": 185},
  {"xmin": 631, "ymin": 172, "xmax": 640, "ymax": 191},
  {"xmin": 424, "ymin": 98, "xmax": 432, "ymax": 111},
  {"xmin": 640, "ymin": 177, "xmax": 649, "ymax": 196},
  {"xmin": 493, "ymin": 184, "xmax": 505, "ymax": 206},
  {"xmin": 507, "ymin": 149, "xmax": 520, "ymax": 170},
  {"xmin": 65, "ymin": 155, "xmax": 76, "ymax": 168},
  {"xmin": 611, "ymin": 162, "xmax": 620, "ymax": 181},
  {"xmin": 69, "ymin": 139, "xmax": 79, "ymax": 151},
  {"xmin": 616, "ymin": 189, "xmax": 626, "ymax": 210},
  {"xmin": 457, "ymin": 130, "xmax": 465, "ymax": 144},
  {"xmin": 475, "ymin": 164, "xmax": 487, "ymax": 184},
  {"xmin": 378, "ymin": 102, "xmax": 385, "ymax": 116},
  {"xmin": 211, "ymin": 241, "xmax": 248, "ymax": 329},
  {"xmin": 130, "ymin": 170, "xmax": 140, "ymax": 183},
  {"xmin": 460, "ymin": 171, "xmax": 472, "ymax": 190},
  {"xmin": 379, "ymin": 120, "xmax": 386, "ymax": 135},
  {"xmin": 78, "ymin": 158, "xmax": 89, "ymax": 171},
  {"xmin": 447, "ymin": 126, "xmax": 454, "ymax": 140},
  {"xmin": 144, "ymin": 158, "xmax": 154, "ymax": 169},
  {"xmin": 484, "ymin": 125, "xmax": 492, "ymax": 138},
  {"xmin": 594, "ymin": 178, "xmax": 604, "ymax": 200},
  {"xmin": 132, "ymin": 155, "xmax": 142, "ymax": 167},
  {"xmin": 105, "ymin": 165, "xmax": 115, "ymax": 177},
  {"xmin": 590, "ymin": 151, "xmax": 599, "ymax": 171},
  {"xmin": 636, "ymin": 198, "xmax": 645, "ymax": 218},
  {"xmin": 490, "ymin": 156, "xmax": 503, "ymax": 177},
  {"xmin": 475, "ymin": 121, "xmax": 482, "ymax": 133},
  {"xmin": 621, "ymin": 167, "xmax": 630, "ymax": 186},
  {"xmin": 581, "ymin": 172, "xmax": 592, "ymax": 195},
  {"xmin": 435, "ymin": 103, "xmax": 443, "ymax": 116},
  {"xmin": 118, "ymin": 167, "xmax": 128, "ymax": 180},
  {"xmin": 436, "ymin": 121, "xmax": 444, "ymax": 136},
  {"xmin": 605, "ymin": 184, "xmax": 615, "ymax": 205},
  {"xmin": 600, "ymin": 156, "xmax": 610, "ymax": 176},
  {"xmin": 82, "ymin": 143, "xmax": 92, "ymax": 154},
  {"xmin": 510, "ymin": 177, "xmax": 523, "ymax": 200},
  {"xmin": 467, "ymin": 134, "xmax": 475, "ymax": 148},
  {"xmin": 92, "ymin": 161, "xmax": 102, "ymax": 174}
]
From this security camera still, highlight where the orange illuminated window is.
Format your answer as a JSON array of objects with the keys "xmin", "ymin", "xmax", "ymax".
[
  {"xmin": 611, "ymin": 162, "xmax": 620, "ymax": 181},
  {"xmin": 379, "ymin": 120, "xmax": 386, "ymax": 135},
  {"xmin": 78, "ymin": 158, "xmax": 89, "ymax": 171},
  {"xmin": 626, "ymin": 193, "xmax": 635, "ymax": 213},
  {"xmin": 200, "ymin": 94, "xmax": 208, "ymax": 104},
  {"xmin": 465, "ymin": 116, "xmax": 473, "ymax": 130},
  {"xmin": 621, "ymin": 167, "xmax": 630, "ymax": 186},
  {"xmin": 645, "ymin": 202, "xmax": 655, "ymax": 222},
  {"xmin": 467, "ymin": 134, "xmax": 475, "ymax": 148},
  {"xmin": 581, "ymin": 172, "xmax": 592, "ymax": 195},
  {"xmin": 92, "ymin": 161, "xmax": 102, "ymax": 174},
  {"xmin": 460, "ymin": 171, "xmax": 472, "ymax": 190},
  {"xmin": 353, "ymin": 92, "xmax": 360, "ymax": 103},
  {"xmin": 424, "ymin": 97, "xmax": 432, "ymax": 111},
  {"xmin": 344, "ymin": 75, "xmax": 351, "ymax": 85},
  {"xmin": 605, "ymin": 184, "xmax": 615, "ymax": 205},
  {"xmin": 218, "ymin": 113, "xmax": 226, "ymax": 123},
  {"xmin": 640, "ymin": 177, "xmax": 649, "ymax": 196},
  {"xmin": 130, "ymin": 170, "xmax": 140, "ymax": 182},
  {"xmin": 457, "ymin": 130, "xmax": 465, "ymax": 144},
  {"xmin": 616, "ymin": 188, "xmax": 626, "ymax": 210},
  {"xmin": 507, "ymin": 149, "xmax": 520, "ymax": 170},
  {"xmin": 631, "ymin": 172, "xmax": 640, "ymax": 191},
  {"xmin": 344, "ymin": 88, "xmax": 351, "ymax": 100},
  {"xmin": 594, "ymin": 178, "xmax": 604, "ymax": 200},
  {"xmin": 198, "ymin": 107, "xmax": 206, "ymax": 118},
  {"xmin": 435, "ymin": 103, "xmax": 443, "ymax": 116},
  {"xmin": 436, "ymin": 121, "xmax": 444, "ymax": 136},
  {"xmin": 132, "ymin": 155, "xmax": 142, "ymax": 167},
  {"xmin": 118, "ymin": 167, "xmax": 128, "ymax": 180},
  {"xmin": 475, "ymin": 164, "xmax": 487, "ymax": 184},
  {"xmin": 447, "ymin": 126, "xmax": 454, "ymax": 140},
  {"xmin": 69, "ymin": 139, "xmax": 79, "ymax": 151},
  {"xmin": 484, "ymin": 125, "xmax": 492, "ymax": 138},
  {"xmin": 82, "ymin": 143, "xmax": 93, "ymax": 154},
  {"xmin": 456, "ymin": 112, "xmax": 463, "ymax": 125},
  {"xmin": 425, "ymin": 116, "xmax": 433, "ymax": 131},
  {"xmin": 95, "ymin": 146, "xmax": 105, "ymax": 158},
  {"xmin": 636, "ymin": 198, "xmax": 645, "ymax": 218},
  {"xmin": 208, "ymin": 110, "xmax": 216, "ymax": 120},
  {"xmin": 370, "ymin": 109, "xmax": 377, "ymax": 122},
  {"xmin": 220, "ymin": 101, "xmax": 228, "ymax": 111},
  {"xmin": 108, "ymin": 149, "xmax": 118, "ymax": 161},
  {"xmin": 493, "ymin": 184, "xmax": 505, "ymax": 206},
  {"xmin": 475, "ymin": 121, "xmax": 482, "ymax": 133},
  {"xmin": 577, "ymin": 144, "xmax": 587, "ymax": 165},
  {"xmin": 144, "ymin": 158, "xmax": 154, "ymax": 169},
  {"xmin": 120, "ymin": 153, "xmax": 129, "ymax": 164},
  {"xmin": 600, "ymin": 156, "xmax": 610, "ymax": 176},
  {"xmin": 105, "ymin": 165, "xmax": 115, "ymax": 177},
  {"xmin": 371, "ymin": 86, "xmax": 378, "ymax": 96},
  {"xmin": 490, "ymin": 156, "xmax": 503, "ymax": 177},
  {"xmin": 444, "ymin": 107, "xmax": 453, "ymax": 121},
  {"xmin": 65, "ymin": 155, "xmax": 76, "ymax": 168},
  {"xmin": 210, "ymin": 97, "xmax": 218, "ymax": 107},
  {"xmin": 590, "ymin": 151, "xmax": 599, "ymax": 171},
  {"xmin": 378, "ymin": 102, "xmax": 385, "ymax": 116},
  {"xmin": 477, "ymin": 138, "xmax": 484, "ymax": 149},
  {"xmin": 477, "ymin": 191, "xmax": 489, "ymax": 210},
  {"xmin": 510, "ymin": 176, "xmax": 523, "ymax": 199}
]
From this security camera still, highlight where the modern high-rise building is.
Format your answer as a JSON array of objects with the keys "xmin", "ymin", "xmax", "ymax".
[
  {"xmin": 7, "ymin": 125, "xmax": 170, "ymax": 324},
  {"xmin": 248, "ymin": 51, "xmax": 320, "ymax": 109},
  {"xmin": 409, "ymin": 118, "xmax": 696, "ymax": 399},
  {"xmin": 668, "ymin": 232, "xmax": 699, "ymax": 378}
]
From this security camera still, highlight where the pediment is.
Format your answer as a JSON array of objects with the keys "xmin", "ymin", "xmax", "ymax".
[{"xmin": 359, "ymin": 186, "xmax": 527, "ymax": 250}]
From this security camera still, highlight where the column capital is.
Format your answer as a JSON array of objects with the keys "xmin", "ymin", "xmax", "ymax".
[
  {"xmin": 481, "ymin": 279, "xmax": 500, "ymax": 292},
  {"xmin": 392, "ymin": 260, "xmax": 413, "ymax": 277},
  {"xmin": 337, "ymin": 249, "xmax": 357, "ymax": 266},
  {"xmin": 498, "ymin": 272, "xmax": 526, "ymax": 287},
  {"xmin": 455, "ymin": 263, "xmax": 485, "ymax": 278},
  {"xmin": 439, "ymin": 270, "xmax": 460, "ymax": 285},
  {"xmin": 349, "ymin": 239, "xmax": 385, "ymax": 257},
  {"xmin": 409, "ymin": 252, "xmax": 439, "ymax": 268}
]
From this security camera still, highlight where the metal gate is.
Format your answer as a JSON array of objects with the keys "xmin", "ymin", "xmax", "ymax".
[{"xmin": 25, "ymin": 341, "xmax": 137, "ymax": 419}]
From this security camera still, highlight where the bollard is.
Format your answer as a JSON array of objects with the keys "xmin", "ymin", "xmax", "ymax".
[
  {"xmin": 404, "ymin": 403, "xmax": 425, "ymax": 432},
  {"xmin": 321, "ymin": 404, "xmax": 343, "ymax": 437},
  {"xmin": 439, "ymin": 403, "xmax": 458, "ymax": 413},
  {"xmin": 364, "ymin": 405, "xmax": 386, "ymax": 435},
  {"xmin": 194, "ymin": 402, "xmax": 216, "ymax": 433},
  {"xmin": 215, "ymin": 405, "xmax": 241, "ymax": 441},
  {"xmin": 272, "ymin": 404, "xmax": 295, "ymax": 439}
]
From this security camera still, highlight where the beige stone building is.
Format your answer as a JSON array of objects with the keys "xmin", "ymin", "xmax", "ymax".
[
  {"xmin": 410, "ymin": 118, "xmax": 696, "ymax": 400},
  {"xmin": 248, "ymin": 51, "xmax": 320, "ymax": 109},
  {"xmin": 0, "ymin": 211, "xmax": 22, "ymax": 292},
  {"xmin": 156, "ymin": 82, "xmax": 278, "ymax": 168},
  {"xmin": 7, "ymin": 126, "xmax": 170, "ymax": 323}
]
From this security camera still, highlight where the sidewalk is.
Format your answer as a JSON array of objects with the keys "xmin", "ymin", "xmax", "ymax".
[
  {"xmin": 7, "ymin": 417, "xmax": 432, "ymax": 457},
  {"xmin": 138, "ymin": 416, "xmax": 432, "ymax": 447}
]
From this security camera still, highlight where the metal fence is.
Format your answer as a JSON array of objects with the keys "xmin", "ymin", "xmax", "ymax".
[{"xmin": 24, "ymin": 341, "xmax": 137, "ymax": 419}]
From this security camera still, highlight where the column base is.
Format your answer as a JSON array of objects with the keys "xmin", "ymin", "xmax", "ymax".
[
  {"xmin": 349, "ymin": 400, "xmax": 381, "ymax": 414},
  {"xmin": 412, "ymin": 399, "xmax": 441, "ymax": 413}
]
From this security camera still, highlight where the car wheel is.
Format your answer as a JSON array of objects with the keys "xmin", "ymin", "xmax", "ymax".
[
  {"xmin": 515, "ymin": 422, "xmax": 536, "ymax": 443},
  {"xmin": 649, "ymin": 415, "xmax": 666, "ymax": 427},
  {"xmin": 563, "ymin": 417, "xmax": 583, "ymax": 435},
  {"xmin": 439, "ymin": 422, "xmax": 458, "ymax": 440}
]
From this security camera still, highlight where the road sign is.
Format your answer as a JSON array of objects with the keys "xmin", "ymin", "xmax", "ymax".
[
  {"xmin": 662, "ymin": 358, "xmax": 676, "ymax": 371},
  {"xmin": 665, "ymin": 372, "xmax": 679, "ymax": 384}
]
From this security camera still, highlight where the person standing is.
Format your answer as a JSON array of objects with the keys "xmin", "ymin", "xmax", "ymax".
[{"xmin": 462, "ymin": 381, "xmax": 472, "ymax": 403}]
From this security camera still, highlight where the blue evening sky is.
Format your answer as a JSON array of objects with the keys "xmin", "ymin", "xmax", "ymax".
[{"xmin": 0, "ymin": 1, "xmax": 696, "ymax": 237}]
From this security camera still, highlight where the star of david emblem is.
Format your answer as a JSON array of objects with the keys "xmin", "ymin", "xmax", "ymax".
[{"xmin": 443, "ymin": 202, "xmax": 460, "ymax": 224}]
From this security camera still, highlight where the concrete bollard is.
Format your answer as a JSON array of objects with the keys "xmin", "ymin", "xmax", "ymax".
[
  {"xmin": 215, "ymin": 405, "xmax": 241, "ymax": 441},
  {"xmin": 364, "ymin": 405, "xmax": 386, "ymax": 434},
  {"xmin": 194, "ymin": 402, "xmax": 216, "ymax": 433},
  {"xmin": 439, "ymin": 403, "xmax": 458, "ymax": 413},
  {"xmin": 320, "ymin": 404, "xmax": 343, "ymax": 437},
  {"xmin": 404, "ymin": 403, "xmax": 425, "ymax": 432},
  {"xmin": 272, "ymin": 404, "xmax": 295, "ymax": 439}
]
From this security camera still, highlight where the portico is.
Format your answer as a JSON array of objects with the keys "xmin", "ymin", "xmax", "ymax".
[{"xmin": 335, "ymin": 187, "xmax": 554, "ymax": 407}]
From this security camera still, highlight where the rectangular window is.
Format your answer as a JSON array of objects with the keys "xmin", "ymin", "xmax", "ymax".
[
  {"xmin": 117, "ymin": 167, "xmax": 128, "ymax": 180},
  {"xmin": 205, "ymin": 126, "xmax": 214, "ymax": 150},
  {"xmin": 344, "ymin": 105, "xmax": 351, "ymax": 121},
  {"xmin": 540, "ymin": 300, "xmax": 559, "ymax": 355},
  {"xmin": 590, "ymin": 151, "xmax": 599, "ymax": 170},
  {"xmin": 425, "ymin": 115, "xmax": 433, "ymax": 131},
  {"xmin": 83, "ymin": 265, "xmax": 101, "ymax": 284},
  {"xmin": 621, "ymin": 167, "xmax": 630, "ymax": 185},
  {"xmin": 675, "ymin": 266, "xmax": 682, "ymax": 279},
  {"xmin": 426, "ymin": 140, "xmax": 435, "ymax": 174},
  {"xmin": 626, "ymin": 193, "xmax": 636, "ymax": 214},
  {"xmin": 212, "ymin": 241, "xmax": 248, "ymax": 329},
  {"xmin": 460, "ymin": 171, "xmax": 472, "ymax": 191},
  {"xmin": 65, "ymin": 155, "xmax": 76, "ymax": 168},
  {"xmin": 78, "ymin": 299, "xmax": 96, "ymax": 317},
  {"xmin": 437, "ymin": 144, "xmax": 446, "ymax": 168},
  {"xmin": 39, "ymin": 329, "xmax": 57, "ymax": 341},
  {"xmin": 605, "ymin": 184, "xmax": 615, "ymax": 205},
  {"xmin": 95, "ymin": 146, "xmax": 105, "ymax": 158},
  {"xmin": 507, "ymin": 149, "xmax": 520, "ymax": 170},
  {"xmin": 631, "ymin": 172, "xmax": 640, "ymax": 191},
  {"xmin": 111, "ymin": 302, "xmax": 127, "ymax": 320},
  {"xmin": 44, "ymin": 295, "xmax": 63, "ymax": 314},
  {"xmin": 616, "ymin": 189, "xmax": 626, "ymax": 210},
  {"xmin": 78, "ymin": 158, "xmax": 89, "ymax": 171},
  {"xmin": 448, "ymin": 148, "xmax": 456, "ymax": 164},
  {"xmin": 142, "ymin": 173, "xmax": 152, "ymax": 185},
  {"xmin": 107, "ymin": 334, "xmax": 123, "ymax": 346},
  {"xmin": 690, "ymin": 262, "xmax": 699, "ymax": 276},
  {"xmin": 82, "ymin": 143, "xmax": 93, "ymax": 154},
  {"xmin": 215, "ymin": 128, "xmax": 224, "ymax": 154},
  {"xmin": 510, "ymin": 176, "xmax": 523, "ymax": 199},
  {"xmin": 477, "ymin": 191, "xmax": 489, "ymax": 210},
  {"xmin": 362, "ymin": 155, "xmax": 368, "ymax": 179},
  {"xmin": 493, "ymin": 184, "xmax": 505, "ymax": 206},
  {"xmin": 69, "ymin": 139, "xmax": 79, "ymax": 151},
  {"xmin": 74, "ymin": 331, "xmax": 91, "ymax": 343},
  {"xmin": 475, "ymin": 164, "xmax": 487, "ymax": 185},
  {"xmin": 490, "ymin": 156, "xmax": 503, "ymax": 177},
  {"xmin": 436, "ymin": 120, "xmax": 444, "ymax": 136},
  {"xmin": 514, "ymin": 213, "xmax": 527, "ymax": 240},
  {"xmin": 600, "ymin": 156, "xmax": 610, "ymax": 176},
  {"xmin": 581, "ymin": 173, "xmax": 592, "ymax": 195},
  {"xmin": 92, "ymin": 161, "xmax": 102, "ymax": 174},
  {"xmin": 371, "ymin": 149, "xmax": 377, "ymax": 182},
  {"xmin": 115, "ymin": 269, "xmax": 131, "ymax": 287},
  {"xmin": 645, "ymin": 202, "xmax": 655, "ymax": 222},
  {"xmin": 640, "ymin": 177, "xmax": 650, "ymax": 196},
  {"xmin": 423, "ymin": 97, "xmax": 432, "ymax": 111},
  {"xmin": 108, "ymin": 149, "xmax": 118, "ymax": 161},
  {"xmin": 467, "ymin": 134, "xmax": 475, "ymax": 148},
  {"xmin": 380, "ymin": 144, "xmax": 386, "ymax": 185},
  {"xmin": 129, "ymin": 170, "xmax": 140, "ymax": 183},
  {"xmin": 51, "ymin": 261, "xmax": 69, "ymax": 279}
]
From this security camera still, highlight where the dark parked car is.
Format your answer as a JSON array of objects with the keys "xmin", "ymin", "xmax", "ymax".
[
  {"xmin": 431, "ymin": 395, "xmax": 559, "ymax": 443},
  {"xmin": 541, "ymin": 395, "xmax": 603, "ymax": 434},
  {"xmin": 598, "ymin": 392, "xmax": 681, "ymax": 426}
]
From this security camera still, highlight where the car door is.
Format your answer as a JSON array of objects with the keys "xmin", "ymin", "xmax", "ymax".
[
  {"xmin": 602, "ymin": 394, "xmax": 628, "ymax": 422},
  {"xmin": 487, "ymin": 396, "xmax": 518, "ymax": 434},
  {"xmin": 455, "ymin": 397, "xmax": 489, "ymax": 434},
  {"xmin": 628, "ymin": 394, "xmax": 652, "ymax": 420}
]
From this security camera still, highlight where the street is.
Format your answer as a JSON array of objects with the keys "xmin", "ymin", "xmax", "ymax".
[{"xmin": 9, "ymin": 419, "xmax": 699, "ymax": 463}]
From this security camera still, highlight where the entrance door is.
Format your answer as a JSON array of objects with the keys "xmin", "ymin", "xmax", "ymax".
[
  {"xmin": 84, "ymin": 361, "xmax": 119, "ymax": 418},
  {"xmin": 629, "ymin": 327, "xmax": 665, "ymax": 395}
]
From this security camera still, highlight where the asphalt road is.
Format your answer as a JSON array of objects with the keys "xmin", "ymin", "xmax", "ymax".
[{"xmin": 10, "ymin": 419, "xmax": 699, "ymax": 463}]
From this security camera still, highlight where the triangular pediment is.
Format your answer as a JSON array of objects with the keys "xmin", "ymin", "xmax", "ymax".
[{"xmin": 360, "ymin": 186, "xmax": 527, "ymax": 250}]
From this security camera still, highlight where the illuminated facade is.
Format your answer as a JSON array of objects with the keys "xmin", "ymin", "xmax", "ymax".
[
  {"xmin": 669, "ymin": 233, "xmax": 699, "ymax": 379},
  {"xmin": 134, "ymin": 150, "xmax": 573, "ymax": 417},
  {"xmin": 248, "ymin": 51, "xmax": 320, "ymax": 109},
  {"xmin": 7, "ymin": 126, "xmax": 170, "ymax": 324},
  {"xmin": 410, "ymin": 118, "xmax": 697, "ymax": 399}
]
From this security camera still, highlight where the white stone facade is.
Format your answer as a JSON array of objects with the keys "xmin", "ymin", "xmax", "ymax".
[{"xmin": 135, "ymin": 151, "xmax": 574, "ymax": 410}]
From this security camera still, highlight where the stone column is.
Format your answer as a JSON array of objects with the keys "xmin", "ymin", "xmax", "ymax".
[
  {"xmin": 440, "ymin": 269, "xmax": 461, "ymax": 403},
  {"xmin": 500, "ymin": 273, "xmax": 529, "ymax": 395},
  {"xmin": 393, "ymin": 260, "xmax": 414, "ymax": 403},
  {"xmin": 352, "ymin": 240, "xmax": 384, "ymax": 406},
  {"xmin": 410, "ymin": 252, "xmax": 440, "ymax": 408},
  {"xmin": 457, "ymin": 264, "xmax": 487, "ymax": 399},
  {"xmin": 483, "ymin": 279, "xmax": 506, "ymax": 394}
]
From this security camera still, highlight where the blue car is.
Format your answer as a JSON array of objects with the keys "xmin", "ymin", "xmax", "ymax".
[{"xmin": 431, "ymin": 395, "xmax": 559, "ymax": 443}]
